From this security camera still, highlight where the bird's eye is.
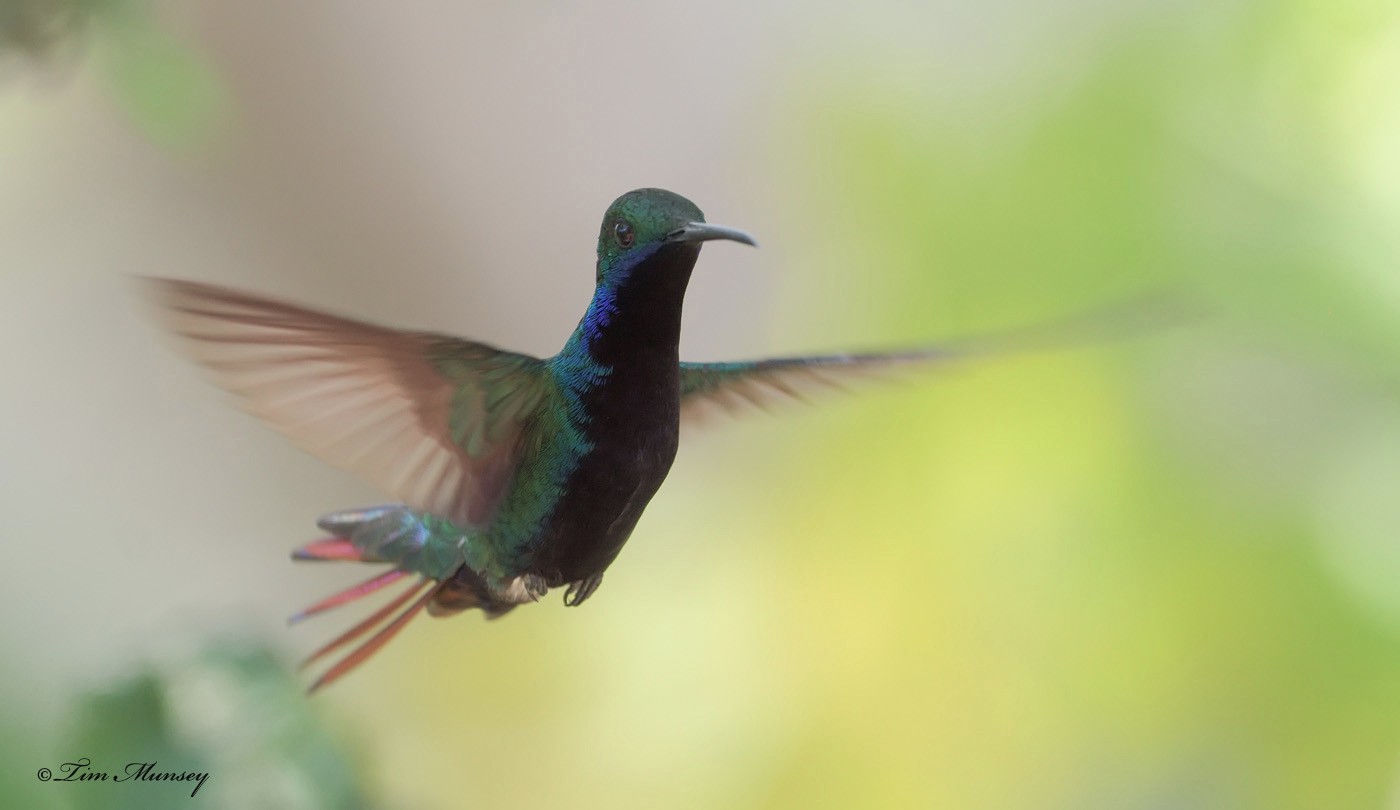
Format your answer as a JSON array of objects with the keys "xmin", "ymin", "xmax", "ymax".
[{"xmin": 614, "ymin": 221, "xmax": 636, "ymax": 248}]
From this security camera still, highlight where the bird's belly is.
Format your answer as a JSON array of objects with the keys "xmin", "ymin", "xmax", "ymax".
[{"xmin": 531, "ymin": 430, "xmax": 678, "ymax": 585}]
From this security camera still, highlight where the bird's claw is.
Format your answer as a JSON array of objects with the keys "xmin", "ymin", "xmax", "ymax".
[{"xmin": 563, "ymin": 575, "xmax": 603, "ymax": 607}]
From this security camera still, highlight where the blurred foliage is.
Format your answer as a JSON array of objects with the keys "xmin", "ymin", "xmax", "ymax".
[
  {"xmin": 0, "ymin": 0, "xmax": 114, "ymax": 58},
  {"xmin": 0, "ymin": 707, "xmax": 64, "ymax": 810},
  {"xmin": 53, "ymin": 640, "xmax": 375, "ymax": 810},
  {"xmin": 1, "ymin": 0, "xmax": 226, "ymax": 148},
  {"xmin": 100, "ymin": 14, "xmax": 226, "ymax": 149}
]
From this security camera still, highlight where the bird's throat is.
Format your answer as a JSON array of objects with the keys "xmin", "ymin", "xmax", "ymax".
[{"xmin": 578, "ymin": 242, "xmax": 700, "ymax": 366}]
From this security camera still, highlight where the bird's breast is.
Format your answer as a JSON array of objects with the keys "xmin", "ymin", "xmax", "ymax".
[{"xmin": 527, "ymin": 361, "xmax": 680, "ymax": 584}]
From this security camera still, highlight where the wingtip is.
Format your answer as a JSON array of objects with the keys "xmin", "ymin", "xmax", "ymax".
[
  {"xmin": 130, "ymin": 275, "xmax": 188, "ymax": 309},
  {"xmin": 133, "ymin": 276, "xmax": 214, "ymax": 351}
]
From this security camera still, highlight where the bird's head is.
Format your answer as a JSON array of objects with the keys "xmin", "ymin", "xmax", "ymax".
[{"xmin": 595, "ymin": 188, "xmax": 756, "ymax": 285}]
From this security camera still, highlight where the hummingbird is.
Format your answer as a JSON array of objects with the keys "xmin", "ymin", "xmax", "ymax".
[{"xmin": 148, "ymin": 188, "xmax": 1149, "ymax": 692}]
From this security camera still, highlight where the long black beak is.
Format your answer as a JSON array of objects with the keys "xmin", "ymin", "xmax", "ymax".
[{"xmin": 666, "ymin": 222, "xmax": 758, "ymax": 247}]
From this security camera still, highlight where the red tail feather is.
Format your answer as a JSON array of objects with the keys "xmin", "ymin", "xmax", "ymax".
[
  {"xmin": 292, "ymin": 537, "xmax": 364, "ymax": 561},
  {"xmin": 306, "ymin": 578, "xmax": 446, "ymax": 694},
  {"xmin": 299, "ymin": 577, "xmax": 429, "ymax": 672},
  {"xmin": 288, "ymin": 569, "xmax": 409, "ymax": 625}
]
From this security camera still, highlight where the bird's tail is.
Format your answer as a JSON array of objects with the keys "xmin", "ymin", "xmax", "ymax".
[{"xmin": 288, "ymin": 505, "xmax": 471, "ymax": 693}]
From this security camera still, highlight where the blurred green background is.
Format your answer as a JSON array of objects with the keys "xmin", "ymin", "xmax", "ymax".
[{"xmin": 3, "ymin": 1, "xmax": 1399, "ymax": 808}]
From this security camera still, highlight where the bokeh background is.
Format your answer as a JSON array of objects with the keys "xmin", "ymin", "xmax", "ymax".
[{"xmin": 3, "ymin": 1, "xmax": 1400, "ymax": 808}]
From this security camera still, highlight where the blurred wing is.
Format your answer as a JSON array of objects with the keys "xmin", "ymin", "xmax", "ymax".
[
  {"xmin": 679, "ymin": 349, "xmax": 954, "ymax": 424},
  {"xmin": 680, "ymin": 293, "xmax": 1184, "ymax": 425},
  {"xmin": 145, "ymin": 278, "xmax": 549, "ymax": 528}
]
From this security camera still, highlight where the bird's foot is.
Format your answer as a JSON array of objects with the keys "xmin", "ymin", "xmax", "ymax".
[{"xmin": 563, "ymin": 574, "xmax": 603, "ymax": 607}]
